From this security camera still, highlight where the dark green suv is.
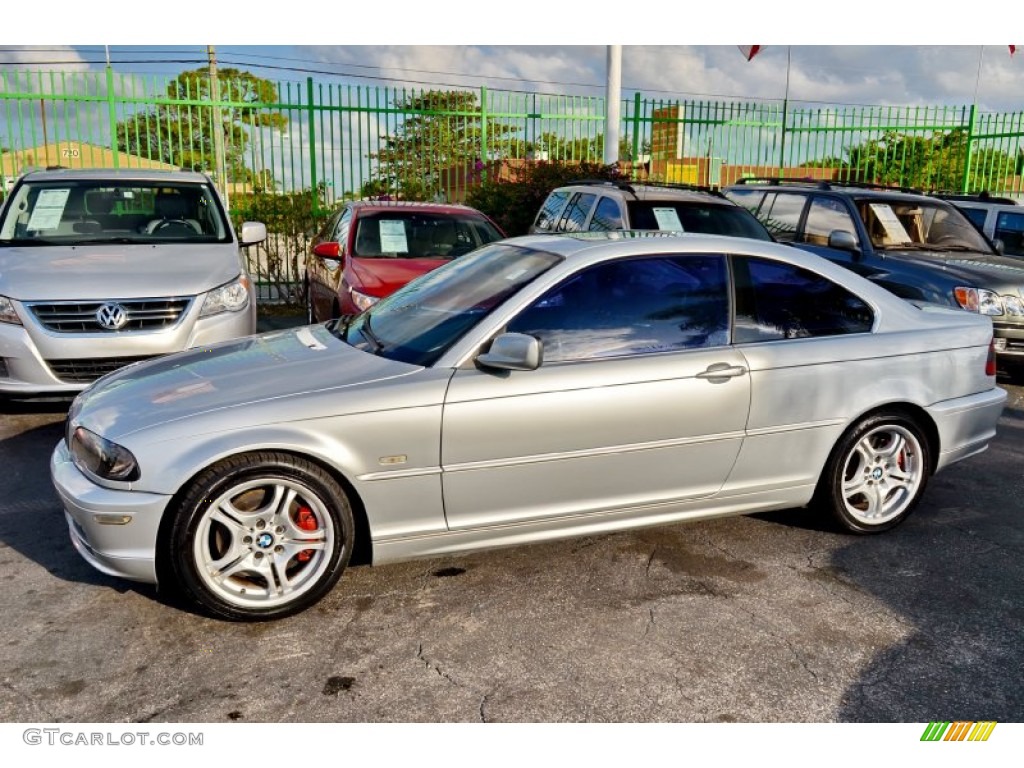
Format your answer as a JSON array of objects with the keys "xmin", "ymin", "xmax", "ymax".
[{"xmin": 725, "ymin": 178, "xmax": 1024, "ymax": 360}]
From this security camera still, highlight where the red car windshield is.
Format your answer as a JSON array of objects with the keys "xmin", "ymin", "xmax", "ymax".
[{"xmin": 352, "ymin": 211, "xmax": 503, "ymax": 259}]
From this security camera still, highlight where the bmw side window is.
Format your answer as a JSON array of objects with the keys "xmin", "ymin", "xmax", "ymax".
[
  {"xmin": 759, "ymin": 193, "xmax": 806, "ymax": 243},
  {"xmin": 535, "ymin": 190, "xmax": 569, "ymax": 231},
  {"xmin": 733, "ymin": 256, "xmax": 874, "ymax": 343},
  {"xmin": 557, "ymin": 193, "xmax": 597, "ymax": 233},
  {"xmin": 995, "ymin": 211, "xmax": 1024, "ymax": 256},
  {"xmin": 802, "ymin": 197, "xmax": 857, "ymax": 247},
  {"xmin": 507, "ymin": 255, "xmax": 729, "ymax": 363},
  {"xmin": 588, "ymin": 196, "xmax": 624, "ymax": 231}
]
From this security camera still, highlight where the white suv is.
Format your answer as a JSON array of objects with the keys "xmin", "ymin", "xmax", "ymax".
[
  {"xmin": 941, "ymin": 193, "xmax": 1024, "ymax": 257},
  {"xmin": 529, "ymin": 180, "xmax": 774, "ymax": 241}
]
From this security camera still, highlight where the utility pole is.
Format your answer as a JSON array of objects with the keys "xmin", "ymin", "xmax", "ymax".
[
  {"xmin": 207, "ymin": 45, "xmax": 228, "ymax": 208},
  {"xmin": 605, "ymin": 45, "xmax": 622, "ymax": 167}
]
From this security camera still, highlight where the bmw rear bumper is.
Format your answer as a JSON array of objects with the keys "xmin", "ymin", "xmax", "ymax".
[{"xmin": 926, "ymin": 386, "xmax": 1008, "ymax": 473}]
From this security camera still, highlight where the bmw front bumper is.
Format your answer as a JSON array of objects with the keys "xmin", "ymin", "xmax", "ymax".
[{"xmin": 50, "ymin": 439, "xmax": 172, "ymax": 584}]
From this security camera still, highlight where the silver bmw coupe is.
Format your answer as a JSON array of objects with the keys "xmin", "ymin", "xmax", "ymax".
[{"xmin": 51, "ymin": 232, "xmax": 1007, "ymax": 620}]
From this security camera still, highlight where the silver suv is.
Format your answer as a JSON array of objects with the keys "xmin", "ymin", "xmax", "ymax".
[
  {"xmin": 529, "ymin": 180, "xmax": 773, "ymax": 241},
  {"xmin": 0, "ymin": 168, "xmax": 266, "ymax": 396},
  {"xmin": 938, "ymin": 193, "xmax": 1024, "ymax": 258}
]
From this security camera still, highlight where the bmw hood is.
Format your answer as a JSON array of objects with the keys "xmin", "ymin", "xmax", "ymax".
[
  {"xmin": 0, "ymin": 243, "xmax": 241, "ymax": 301},
  {"xmin": 71, "ymin": 324, "xmax": 423, "ymax": 440}
]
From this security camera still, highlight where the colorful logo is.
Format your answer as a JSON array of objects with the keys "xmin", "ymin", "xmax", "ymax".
[{"xmin": 921, "ymin": 722, "xmax": 997, "ymax": 741}]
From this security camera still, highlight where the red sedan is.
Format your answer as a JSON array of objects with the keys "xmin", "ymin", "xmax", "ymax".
[{"xmin": 305, "ymin": 200, "xmax": 505, "ymax": 321}]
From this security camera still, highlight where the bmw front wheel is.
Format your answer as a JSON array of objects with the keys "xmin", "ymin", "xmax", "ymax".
[{"xmin": 165, "ymin": 452, "xmax": 354, "ymax": 621}]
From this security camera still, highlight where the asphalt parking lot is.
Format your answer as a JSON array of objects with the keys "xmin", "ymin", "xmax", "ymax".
[{"xmin": 1, "ymin": 312, "xmax": 1022, "ymax": 724}]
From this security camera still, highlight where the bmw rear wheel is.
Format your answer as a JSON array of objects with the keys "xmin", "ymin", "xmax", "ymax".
[
  {"xmin": 166, "ymin": 452, "xmax": 354, "ymax": 621},
  {"xmin": 817, "ymin": 413, "xmax": 931, "ymax": 533}
]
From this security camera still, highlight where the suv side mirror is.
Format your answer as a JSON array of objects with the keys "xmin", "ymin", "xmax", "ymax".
[
  {"xmin": 477, "ymin": 333, "xmax": 542, "ymax": 372},
  {"xmin": 993, "ymin": 238, "xmax": 1006, "ymax": 255},
  {"xmin": 828, "ymin": 230, "xmax": 859, "ymax": 252},
  {"xmin": 534, "ymin": 212, "xmax": 551, "ymax": 231}
]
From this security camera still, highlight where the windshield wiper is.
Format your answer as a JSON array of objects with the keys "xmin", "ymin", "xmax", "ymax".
[
  {"xmin": 0, "ymin": 237, "xmax": 61, "ymax": 246},
  {"xmin": 325, "ymin": 314, "xmax": 355, "ymax": 341},
  {"xmin": 359, "ymin": 313, "xmax": 384, "ymax": 354}
]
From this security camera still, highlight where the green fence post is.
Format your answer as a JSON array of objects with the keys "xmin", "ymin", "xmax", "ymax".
[
  {"xmin": 106, "ymin": 65, "xmax": 119, "ymax": 168},
  {"xmin": 962, "ymin": 103, "xmax": 977, "ymax": 193},
  {"xmin": 480, "ymin": 86, "xmax": 488, "ymax": 184},
  {"xmin": 307, "ymin": 77, "xmax": 319, "ymax": 215},
  {"xmin": 632, "ymin": 92, "xmax": 641, "ymax": 178}
]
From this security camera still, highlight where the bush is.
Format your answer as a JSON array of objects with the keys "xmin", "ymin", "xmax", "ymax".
[{"xmin": 466, "ymin": 161, "xmax": 623, "ymax": 237}]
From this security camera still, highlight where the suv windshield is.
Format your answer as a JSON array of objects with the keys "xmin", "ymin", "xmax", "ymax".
[
  {"xmin": 855, "ymin": 198, "xmax": 991, "ymax": 252},
  {"xmin": 0, "ymin": 179, "xmax": 231, "ymax": 244},
  {"xmin": 353, "ymin": 211, "xmax": 503, "ymax": 259},
  {"xmin": 342, "ymin": 243, "xmax": 561, "ymax": 367},
  {"xmin": 626, "ymin": 200, "xmax": 773, "ymax": 241}
]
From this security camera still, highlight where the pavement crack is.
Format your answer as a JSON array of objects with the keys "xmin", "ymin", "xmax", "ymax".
[
  {"xmin": 643, "ymin": 608, "xmax": 656, "ymax": 638},
  {"xmin": 645, "ymin": 549, "xmax": 657, "ymax": 577},
  {"xmin": 479, "ymin": 693, "xmax": 490, "ymax": 722},
  {"xmin": 416, "ymin": 642, "xmax": 459, "ymax": 687}
]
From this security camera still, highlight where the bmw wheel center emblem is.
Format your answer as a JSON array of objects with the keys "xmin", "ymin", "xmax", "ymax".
[
  {"xmin": 256, "ymin": 533, "xmax": 274, "ymax": 549},
  {"xmin": 96, "ymin": 303, "xmax": 129, "ymax": 330}
]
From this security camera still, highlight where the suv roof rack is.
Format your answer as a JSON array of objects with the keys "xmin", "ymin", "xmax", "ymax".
[
  {"xmin": 732, "ymin": 177, "xmax": 923, "ymax": 194},
  {"xmin": 931, "ymin": 191, "xmax": 1019, "ymax": 205},
  {"xmin": 566, "ymin": 178, "xmax": 723, "ymax": 198}
]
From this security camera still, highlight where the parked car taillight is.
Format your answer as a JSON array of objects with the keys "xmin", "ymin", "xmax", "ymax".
[{"xmin": 987, "ymin": 339, "xmax": 997, "ymax": 376}]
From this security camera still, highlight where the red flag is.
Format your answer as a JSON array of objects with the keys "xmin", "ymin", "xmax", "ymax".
[
  {"xmin": 1011, "ymin": 45, "xmax": 1017, "ymax": 56},
  {"xmin": 738, "ymin": 46, "xmax": 763, "ymax": 62}
]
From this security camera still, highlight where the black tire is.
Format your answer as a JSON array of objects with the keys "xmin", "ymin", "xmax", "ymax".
[
  {"xmin": 814, "ymin": 412, "xmax": 931, "ymax": 534},
  {"xmin": 165, "ymin": 452, "xmax": 354, "ymax": 621}
]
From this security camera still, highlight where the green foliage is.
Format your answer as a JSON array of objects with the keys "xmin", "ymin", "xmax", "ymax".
[
  {"xmin": 828, "ymin": 128, "xmax": 1016, "ymax": 191},
  {"xmin": 115, "ymin": 68, "xmax": 287, "ymax": 182},
  {"xmin": 465, "ymin": 160, "xmax": 623, "ymax": 237},
  {"xmin": 231, "ymin": 188, "xmax": 324, "ymax": 302},
  {"xmin": 368, "ymin": 90, "xmax": 519, "ymax": 201}
]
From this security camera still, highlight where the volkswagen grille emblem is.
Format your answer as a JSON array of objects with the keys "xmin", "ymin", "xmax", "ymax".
[{"xmin": 96, "ymin": 303, "xmax": 129, "ymax": 330}]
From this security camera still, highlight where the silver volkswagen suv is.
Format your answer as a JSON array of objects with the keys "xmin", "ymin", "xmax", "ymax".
[{"xmin": 0, "ymin": 168, "xmax": 265, "ymax": 396}]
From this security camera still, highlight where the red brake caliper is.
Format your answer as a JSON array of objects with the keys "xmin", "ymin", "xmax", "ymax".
[{"xmin": 295, "ymin": 506, "xmax": 317, "ymax": 562}]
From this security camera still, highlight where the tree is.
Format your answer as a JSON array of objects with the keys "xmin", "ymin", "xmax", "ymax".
[
  {"xmin": 367, "ymin": 90, "xmax": 519, "ymax": 200},
  {"xmin": 826, "ymin": 128, "xmax": 1015, "ymax": 192},
  {"xmin": 115, "ymin": 68, "xmax": 287, "ymax": 182}
]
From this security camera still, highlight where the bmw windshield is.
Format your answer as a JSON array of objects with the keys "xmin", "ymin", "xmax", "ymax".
[{"xmin": 337, "ymin": 243, "xmax": 561, "ymax": 367}]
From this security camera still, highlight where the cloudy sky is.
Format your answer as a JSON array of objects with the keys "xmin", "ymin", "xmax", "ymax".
[{"xmin": 5, "ymin": 3, "xmax": 1023, "ymax": 112}]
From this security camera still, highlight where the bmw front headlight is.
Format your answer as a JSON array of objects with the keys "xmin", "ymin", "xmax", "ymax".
[
  {"xmin": 200, "ymin": 276, "xmax": 251, "ymax": 317},
  {"xmin": 70, "ymin": 427, "xmax": 140, "ymax": 482},
  {"xmin": 0, "ymin": 295, "xmax": 23, "ymax": 325}
]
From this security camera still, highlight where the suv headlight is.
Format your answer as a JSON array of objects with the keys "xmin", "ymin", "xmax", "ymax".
[
  {"xmin": 350, "ymin": 288, "xmax": 379, "ymax": 312},
  {"xmin": 954, "ymin": 287, "xmax": 1004, "ymax": 315},
  {"xmin": 200, "ymin": 276, "xmax": 251, "ymax": 317},
  {"xmin": 70, "ymin": 427, "xmax": 140, "ymax": 482},
  {"xmin": 0, "ymin": 295, "xmax": 23, "ymax": 326}
]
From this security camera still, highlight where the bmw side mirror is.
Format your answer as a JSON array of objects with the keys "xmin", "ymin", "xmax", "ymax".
[
  {"xmin": 239, "ymin": 221, "xmax": 267, "ymax": 247},
  {"xmin": 477, "ymin": 333, "xmax": 543, "ymax": 372},
  {"xmin": 828, "ymin": 230, "xmax": 859, "ymax": 252}
]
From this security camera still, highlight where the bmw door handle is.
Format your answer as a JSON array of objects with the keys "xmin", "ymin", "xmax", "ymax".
[{"xmin": 696, "ymin": 363, "xmax": 747, "ymax": 382}]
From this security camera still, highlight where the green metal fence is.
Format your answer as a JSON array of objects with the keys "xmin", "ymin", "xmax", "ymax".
[{"xmin": 3, "ymin": 67, "xmax": 1024, "ymax": 300}]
